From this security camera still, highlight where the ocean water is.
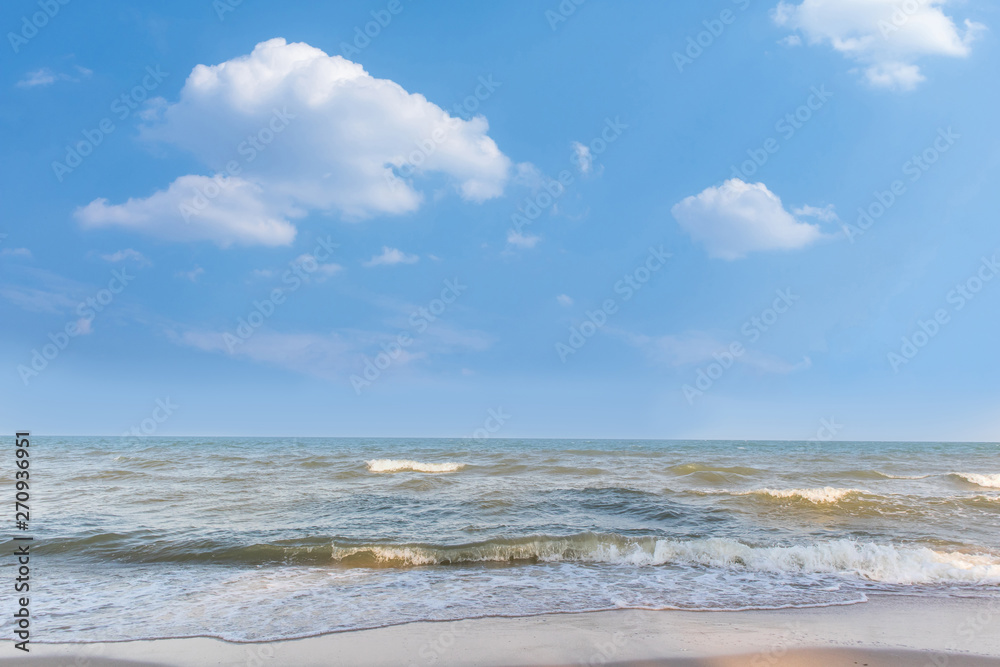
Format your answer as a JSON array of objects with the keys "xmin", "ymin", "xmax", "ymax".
[{"xmin": 5, "ymin": 437, "xmax": 1000, "ymax": 642}]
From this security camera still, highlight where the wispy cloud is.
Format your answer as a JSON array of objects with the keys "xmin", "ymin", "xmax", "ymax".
[
  {"xmin": 176, "ymin": 267, "xmax": 204, "ymax": 282},
  {"xmin": 101, "ymin": 249, "xmax": 151, "ymax": 267},
  {"xmin": 506, "ymin": 230, "xmax": 540, "ymax": 249},
  {"xmin": 571, "ymin": 141, "xmax": 592, "ymax": 175},
  {"xmin": 363, "ymin": 247, "xmax": 419, "ymax": 267},
  {"xmin": 17, "ymin": 65, "xmax": 92, "ymax": 88},
  {"xmin": 623, "ymin": 330, "xmax": 812, "ymax": 374}
]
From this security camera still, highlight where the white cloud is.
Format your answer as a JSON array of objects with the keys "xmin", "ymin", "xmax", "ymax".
[
  {"xmin": 626, "ymin": 331, "xmax": 812, "ymax": 374},
  {"xmin": 780, "ymin": 34, "xmax": 803, "ymax": 47},
  {"xmin": 100, "ymin": 249, "xmax": 151, "ymax": 266},
  {"xmin": 506, "ymin": 230, "xmax": 540, "ymax": 249},
  {"xmin": 177, "ymin": 323, "xmax": 492, "ymax": 381},
  {"xmin": 295, "ymin": 253, "xmax": 344, "ymax": 280},
  {"xmin": 17, "ymin": 68, "xmax": 56, "ymax": 87},
  {"xmin": 363, "ymin": 246, "xmax": 419, "ymax": 267},
  {"xmin": 77, "ymin": 176, "xmax": 298, "ymax": 247},
  {"xmin": 773, "ymin": 0, "xmax": 985, "ymax": 90},
  {"xmin": 794, "ymin": 203, "xmax": 839, "ymax": 222},
  {"xmin": 176, "ymin": 267, "xmax": 204, "ymax": 282},
  {"xmin": 1, "ymin": 247, "xmax": 32, "ymax": 258},
  {"xmin": 180, "ymin": 330, "xmax": 359, "ymax": 380},
  {"xmin": 17, "ymin": 65, "xmax": 92, "ymax": 88},
  {"xmin": 76, "ymin": 38, "xmax": 512, "ymax": 246},
  {"xmin": 571, "ymin": 141, "xmax": 592, "ymax": 175},
  {"xmin": 556, "ymin": 294, "xmax": 574, "ymax": 307},
  {"xmin": 671, "ymin": 179, "xmax": 825, "ymax": 260}
]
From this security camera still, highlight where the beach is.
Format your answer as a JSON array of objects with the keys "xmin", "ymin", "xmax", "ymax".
[
  {"xmin": 6, "ymin": 437, "xmax": 999, "ymax": 663},
  {"xmin": 14, "ymin": 595, "xmax": 1000, "ymax": 666}
]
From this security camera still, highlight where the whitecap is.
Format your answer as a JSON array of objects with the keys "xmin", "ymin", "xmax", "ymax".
[{"xmin": 365, "ymin": 459, "xmax": 465, "ymax": 474}]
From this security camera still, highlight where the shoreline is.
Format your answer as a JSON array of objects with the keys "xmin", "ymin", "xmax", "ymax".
[{"xmin": 11, "ymin": 594, "xmax": 1000, "ymax": 666}]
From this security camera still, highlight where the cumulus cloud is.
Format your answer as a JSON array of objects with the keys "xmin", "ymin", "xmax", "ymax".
[
  {"xmin": 773, "ymin": 0, "xmax": 985, "ymax": 90},
  {"xmin": 363, "ymin": 246, "xmax": 419, "ymax": 267},
  {"xmin": 671, "ymin": 179, "xmax": 825, "ymax": 260},
  {"xmin": 75, "ymin": 38, "xmax": 513, "ymax": 246},
  {"xmin": 77, "ymin": 176, "xmax": 299, "ymax": 247},
  {"xmin": 1, "ymin": 247, "xmax": 32, "ymax": 258},
  {"xmin": 556, "ymin": 294, "xmax": 574, "ymax": 307}
]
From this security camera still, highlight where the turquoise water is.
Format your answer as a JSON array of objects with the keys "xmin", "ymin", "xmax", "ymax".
[{"xmin": 4, "ymin": 437, "xmax": 1000, "ymax": 641}]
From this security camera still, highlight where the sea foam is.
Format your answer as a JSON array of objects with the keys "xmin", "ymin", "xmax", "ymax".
[
  {"xmin": 329, "ymin": 534, "xmax": 1000, "ymax": 584},
  {"xmin": 952, "ymin": 473, "xmax": 1000, "ymax": 489},
  {"xmin": 741, "ymin": 487, "xmax": 864, "ymax": 503},
  {"xmin": 366, "ymin": 459, "xmax": 465, "ymax": 473}
]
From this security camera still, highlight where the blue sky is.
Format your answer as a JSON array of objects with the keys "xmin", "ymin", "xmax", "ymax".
[{"xmin": 2, "ymin": 0, "xmax": 999, "ymax": 440}]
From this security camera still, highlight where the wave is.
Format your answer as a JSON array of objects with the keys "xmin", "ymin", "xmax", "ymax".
[
  {"xmin": 26, "ymin": 532, "xmax": 1000, "ymax": 584},
  {"xmin": 366, "ymin": 459, "xmax": 465, "ymax": 473},
  {"xmin": 740, "ymin": 487, "xmax": 866, "ymax": 504},
  {"xmin": 950, "ymin": 473, "xmax": 1000, "ymax": 489},
  {"xmin": 831, "ymin": 470, "xmax": 932, "ymax": 480},
  {"xmin": 668, "ymin": 463, "xmax": 762, "ymax": 476},
  {"xmin": 328, "ymin": 534, "xmax": 1000, "ymax": 584}
]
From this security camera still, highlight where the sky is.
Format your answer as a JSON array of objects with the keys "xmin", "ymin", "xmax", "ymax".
[{"xmin": 1, "ymin": 0, "xmax": 999, "ymax": 441}]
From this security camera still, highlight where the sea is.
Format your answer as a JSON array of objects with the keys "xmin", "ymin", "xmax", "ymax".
[{"xmin": 6, "ymin": 437, "xmax": 1000, "ymax": 643}]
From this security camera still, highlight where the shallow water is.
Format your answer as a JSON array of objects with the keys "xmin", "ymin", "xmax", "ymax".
[{"xmin": 5, "ymin": 437, "xmax": 999, "ymax": 641}]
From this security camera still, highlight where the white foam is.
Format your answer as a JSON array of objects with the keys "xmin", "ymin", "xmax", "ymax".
[
  {"xmin": 641, "ymin": 538, "xmax": 1000, "ymax": 585},
  {"xmin": 741, "ymin": 487, "xmax": 864, "ymax": 503},
  {"xmin": 329, "ymin": 535, "xmax": 1000, "ymax": 585},
  {"xmin": 365, "ymin": 459, "xmax": 465, "ymax": 474},
  {"xmin": 953, "ymin": 473, "xmax": 1000, "ymax": 489}
]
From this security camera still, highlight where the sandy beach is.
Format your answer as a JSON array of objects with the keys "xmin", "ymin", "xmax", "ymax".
[{"xmin": 12, "ymin": 594, "xmax": 1000, "ymax": 666}]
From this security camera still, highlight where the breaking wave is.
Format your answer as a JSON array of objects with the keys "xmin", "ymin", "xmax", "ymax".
[
  {"xmin": 951, "ymin": 473, "xmax": 1000, "ymax": 489},
  {"xmin": 366, "ymin": 459, "xmax": 465, "ymax": 473}
]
